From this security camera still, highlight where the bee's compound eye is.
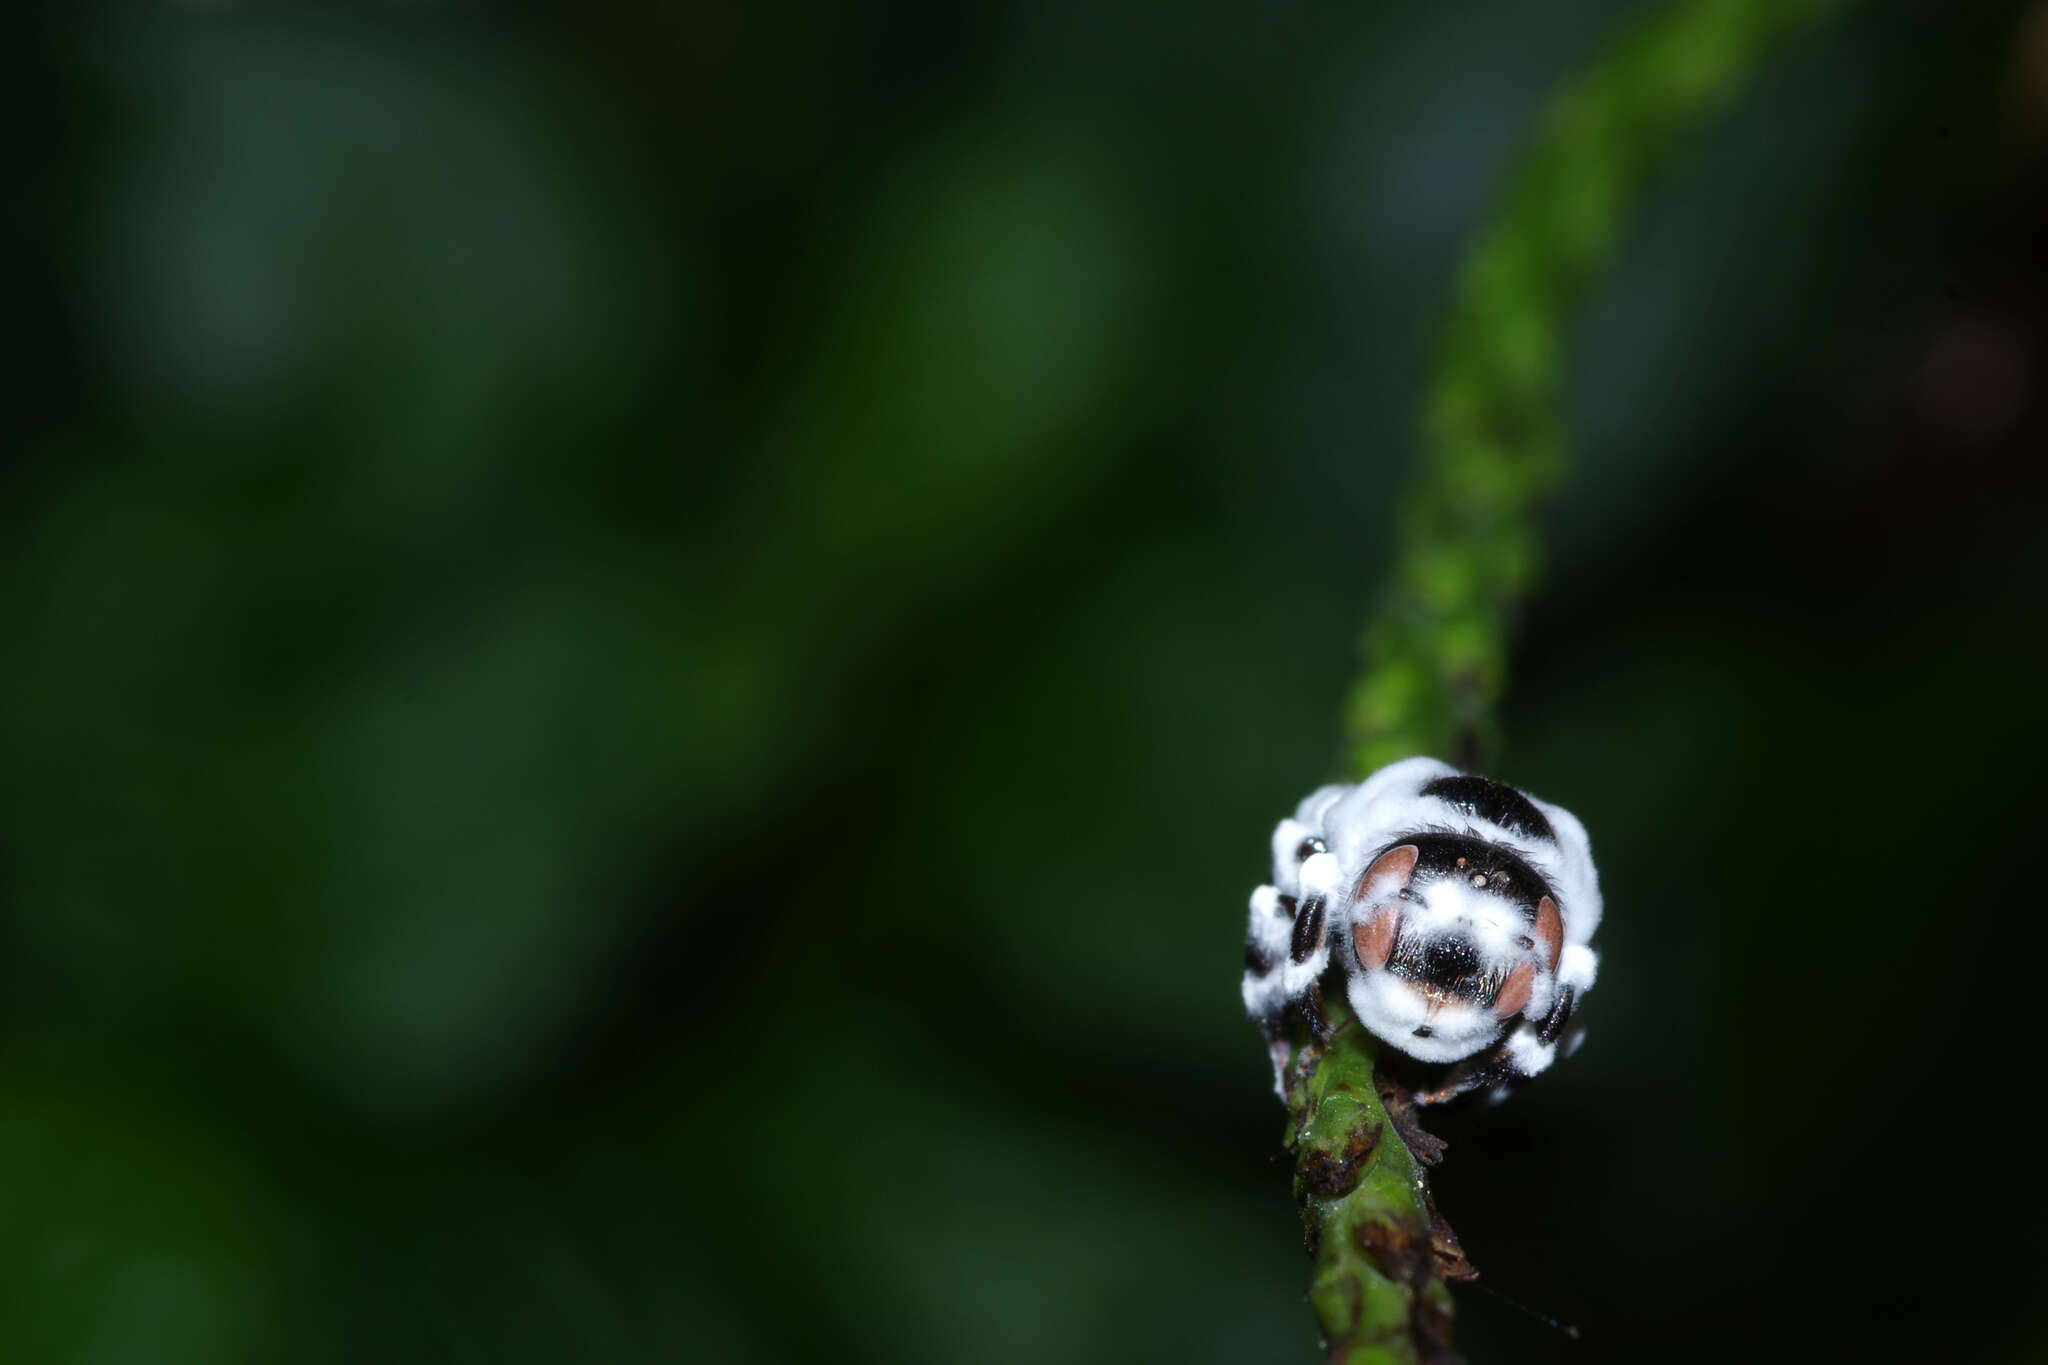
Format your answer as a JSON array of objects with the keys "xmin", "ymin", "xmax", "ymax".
[
  {"xmin": 1493, "ymin": 962, "xmax": 1537, "ymax": 1019},
  {"xmin": 1534, "ymin": 896, "xmax": 1564, "ymax": 973},
  {"xmin": 1295, "ymin": 837, "xmax": 1327, "ymax": 862},
  {"xmin": 1352, "ymin": 909, "xmax": 1398, "ymax": 969}
]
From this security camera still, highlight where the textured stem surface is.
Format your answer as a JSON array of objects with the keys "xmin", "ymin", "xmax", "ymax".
[{"xmin": 1282, "ymin": 1001, "xmax": 1464, "ymax": 1365}]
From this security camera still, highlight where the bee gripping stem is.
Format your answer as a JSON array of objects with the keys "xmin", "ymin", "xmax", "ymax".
[{"xmin": 1294, "ymin": 0, "xmax": 1857, "ymax": 1357}]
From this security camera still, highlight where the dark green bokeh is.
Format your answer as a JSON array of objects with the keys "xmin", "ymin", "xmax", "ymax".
[{"xmin": 6, "ymin": 2, "xmax": 2046, "ymax": 1362}]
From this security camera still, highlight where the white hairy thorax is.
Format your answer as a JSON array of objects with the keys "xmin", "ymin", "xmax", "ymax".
[{"xmin": 1242, "ymin": 756, "xmax": 1602, "ymax": 1102}]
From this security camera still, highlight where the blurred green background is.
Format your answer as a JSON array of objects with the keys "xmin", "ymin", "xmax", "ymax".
[{"xmin": 7, "ymin": 2, "xmax": 2048, "ymax": 1362}]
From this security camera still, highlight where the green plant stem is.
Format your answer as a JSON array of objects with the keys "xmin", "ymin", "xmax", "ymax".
[
  {"xmin": 1343, "ymin": 0, "xmax": 1853, "ymax": 778},
  {"xmin": 1282, "ymin": 1000, "xmax": 1461, "ymax": 1365},
  {"xmin": 1289, "ymin": 2, "xmax": 1856, "ymax": 1360}
]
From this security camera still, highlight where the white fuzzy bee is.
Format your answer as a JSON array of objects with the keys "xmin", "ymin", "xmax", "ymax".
[{"xmin": 1242, "ymin": 757, "xmax": 1601, "ymax": 1103}]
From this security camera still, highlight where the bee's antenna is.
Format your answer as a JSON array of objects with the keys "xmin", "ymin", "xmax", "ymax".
[{"xmin": 1468, "ymin": 1278, "xmax": 1581, "ymax": 1341}]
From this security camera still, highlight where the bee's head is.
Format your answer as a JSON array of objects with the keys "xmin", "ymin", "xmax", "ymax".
[{"xmin": 1346, "ymin": 834, "xmax": 1564, "ymax": 1062}]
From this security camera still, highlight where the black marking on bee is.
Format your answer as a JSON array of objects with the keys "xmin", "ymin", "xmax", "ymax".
[
  {"xmin": 1295, "ymin": 836, "xmax": 1327, "ymax": 862},
  {"xmin": 1539, "ymin": 986, "xmax": 1577, "ymax": 1044},
  {"xmin": 1420, "ymin": 775, "xmax": 1556, "ymax": 843},
  {"xmin": 1290, "ymin": 895, "xmax": 1327, "ymax": 964},
  {"xmin": 1245, "ymin": 939, "xmax": 1274, "ymax": 975},
  {"xmin": 1387, "ymin": 931, "xmax": 1507, "ymax": 1006},
  {"xmin": 1274, "ymin": 892, "xmax": 1300, "ymax": 921},
  {"xmin": 1297, "ymin": 982, "xmax": 1329, "ymax": 1041}
]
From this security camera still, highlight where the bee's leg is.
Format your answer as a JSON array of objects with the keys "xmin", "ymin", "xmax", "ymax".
[
  {"xmin": 1297, "ymin": 978, "xmax": 1331, "ymax": 1044},
  {"xmin": 1537, "ymin": 985, "xmax": 1577, "ymax": 1045},
  {"xmin": 1242, "ymin": 885, "xmax": 1304, "ymax": 1097}
]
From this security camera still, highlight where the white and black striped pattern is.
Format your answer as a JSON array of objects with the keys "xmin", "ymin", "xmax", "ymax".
[{"xmin": 1243, "ymin": 757, "xmax": 1601, "ymax": 1103}]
